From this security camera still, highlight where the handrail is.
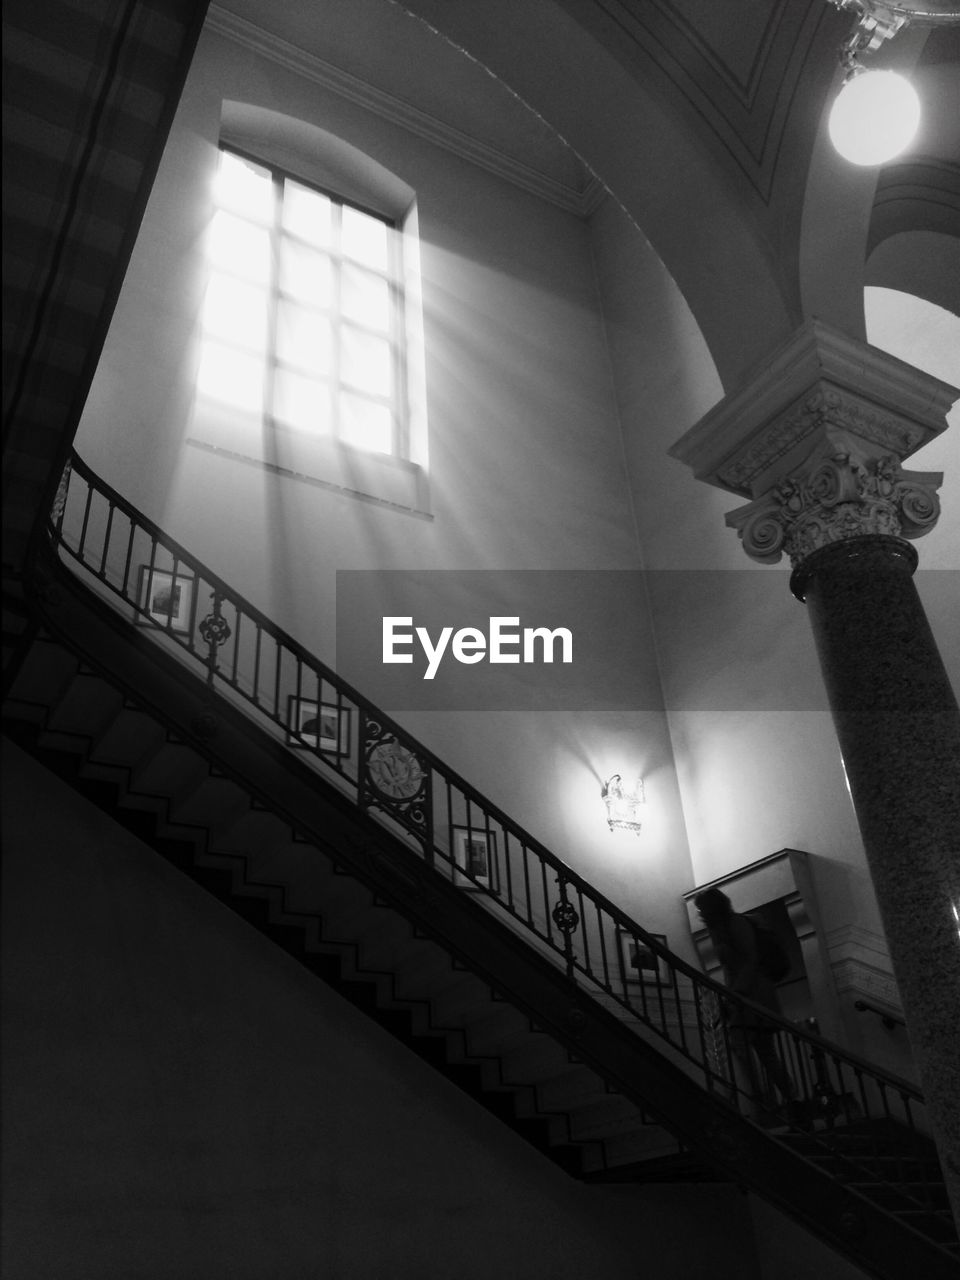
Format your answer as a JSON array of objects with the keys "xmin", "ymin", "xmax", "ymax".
[{"xmin": 47, "ymin": 451, "xmax": 948, "ymax": 1230}]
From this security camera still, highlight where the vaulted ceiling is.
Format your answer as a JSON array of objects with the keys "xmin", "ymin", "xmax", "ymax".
[{"xmin": 3, "ymin": 0, "xmax": 958, "ymax": 581}]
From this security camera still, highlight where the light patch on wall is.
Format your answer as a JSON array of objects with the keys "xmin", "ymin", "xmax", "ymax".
[{"xmin": 863, "ymin": 288, "xmax": 960, "ymax": 574}]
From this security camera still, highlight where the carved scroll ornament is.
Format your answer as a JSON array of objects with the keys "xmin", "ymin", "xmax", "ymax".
[{"xmin": 726, "ymin": 437, "xmax": 942, "ymax": 567}]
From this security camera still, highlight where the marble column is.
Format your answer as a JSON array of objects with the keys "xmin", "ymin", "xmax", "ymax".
[{"xmin": 670, "ymin": 319, "xmax": 960, "ymax": 1220}]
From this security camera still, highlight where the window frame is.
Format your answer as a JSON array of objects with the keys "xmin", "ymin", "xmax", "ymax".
[{"xmin": 204, "ymin": 143, "xmax": 409, "ymax": 460}]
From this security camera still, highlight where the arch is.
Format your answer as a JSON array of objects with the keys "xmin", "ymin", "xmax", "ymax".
[
  {"xmin": 391, "ymin": 0, "xmax": 798, "ymax": 388},
  {"xmin": 220, "ymin": 101, "xmax": 416, "ymax": 220}
]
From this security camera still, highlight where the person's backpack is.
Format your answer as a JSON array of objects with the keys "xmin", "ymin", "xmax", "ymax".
[{"xmin": 747, "ymin": 916, "xmax": 790, "ymax": 982}]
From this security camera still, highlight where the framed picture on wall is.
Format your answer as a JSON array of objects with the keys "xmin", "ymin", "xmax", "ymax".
[
  {"xmin": 287, "ymin": 696, "xmax": 350, "ymax": 756},
  {"xmin": 136, "ymin": 566, "xmax": 195, "ymax": 634},
  {"xmin": 618, "ymin": 928, "xmax": 668, "ymax": 983},
  {"xmin": 452, "ymin": 825, "xmax": 498, "ymax": 892}
]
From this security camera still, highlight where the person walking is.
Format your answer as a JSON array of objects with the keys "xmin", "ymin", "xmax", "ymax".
[{"xmin": 695, "ymin": 887, "xmax": 796, "ymax": 1124}]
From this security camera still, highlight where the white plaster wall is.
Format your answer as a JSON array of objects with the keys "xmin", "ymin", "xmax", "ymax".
[
  {"xmin": 588, "ymin": 196, "xmax": 888, "ymax": 952},
  {"xmin": 74, "ymin": 21, "xmax": 697, "ymax": 946}
]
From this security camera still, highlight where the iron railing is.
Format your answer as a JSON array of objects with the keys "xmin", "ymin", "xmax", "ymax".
[{"xmin": 48, "ymin": 451, "xmax": 947, "ymax": 1228}]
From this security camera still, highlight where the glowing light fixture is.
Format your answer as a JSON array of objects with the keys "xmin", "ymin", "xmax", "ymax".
[
  {"xmin": 828, "ymin": 68, "xmax": 921, "ymax": 164},
  {"xmin": 602, "ymin": 774, "xmax": 645, "ymax": 835},
  {"xmin": 825, "ymin": 1, "xmax": 959, "ymax": 166}
]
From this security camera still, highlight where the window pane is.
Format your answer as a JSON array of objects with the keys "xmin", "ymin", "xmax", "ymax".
[
  {"xmin": 283, "ymin": 179, "xmax": 332, "ymax": 247},
  {"xmin": 341, "ymin": 205, "xmax": 389, "ymax": 271},
  {"xmin": 197, "ymin": 339, "xmax": 265, "ymax": 412},
  {"xmin": 202, "ymin": 273, "xmax": 269, "ymax": 352},
  {"xmin": 215, "ymin": 151, "xmax": 274, "ymax": 224},
  {"xmin": 340, "ymin": 392, "xmax": 393, "ymax": 454},
  {"xmin": 342, "ymin": 327, "xmax": 392, "ymax": 397},
  {"xmin": 279, "ymin": 240, "xmax": 333, "ymax": 307},
  {"xmin": 209, "ymin": 210, "xmax": 271, "ymax": 284},
  {"xmin": 274, "ymin": 369, "xmax": 332, "ymax": 433},
  {"xmin": 276, "ymin": 301, "xmax": 333, "ymax": 376},
  {"xmin": 342, "ymin": 264, "xmax": 390, "ymax": 332}
]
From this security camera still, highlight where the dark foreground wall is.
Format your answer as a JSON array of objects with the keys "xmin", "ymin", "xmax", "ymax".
[{"xmin": 1, "ymin": 737, "xmax": 761, "ymax": 1280}]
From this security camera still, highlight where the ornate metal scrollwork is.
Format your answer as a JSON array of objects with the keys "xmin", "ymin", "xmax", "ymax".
[
  {"xmin": 360, "ymin": 715, "xmax": 429, "ymax": 846},
  {"xmin": 552, "ymin": 899, "xmax": 580, "ymax": 935},
  {"xmin": 198, "ymin": 590, "xmax": 232, "ymax": 681},
  {"xmin": 199, "ymin": 590, "xmax": 232, "ymax": 648},
  {"xmin": 51, "ymin": 459, "xmax": 72, "ymax": 525}
]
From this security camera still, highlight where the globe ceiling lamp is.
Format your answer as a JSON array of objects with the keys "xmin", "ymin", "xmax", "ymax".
[{"xmin": 825, "ymin": 0, "xmax": 960, "ymax": 165}]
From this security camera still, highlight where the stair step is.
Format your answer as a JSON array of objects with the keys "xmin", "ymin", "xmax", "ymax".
[
  {"xmin": 392, "ymin": 943, "xmax": 460, "ymax": 994},
  {"xmin": 355, "ymin": 915, "xmax": 420, "ymax": 969},
  {"xmin": 44, "ymin": 670, "xmax": 121, "ymax": 738},
  {"xmin": 86, "ymin": 704, "xmax": 167, "ymax": 770},
  {"xmin": 169, "ymin": 773, "xmax": 250, "ymax": 830},
  {"xmin": 126, "ymin": 739, "xmax": 207, "ymax": 801},
  {"xmin": 5, "ymin": 637, "xmax": 79, "ymax": 709},
  {"xmin": 211, "ymin": 806, "xmax": 293, "ymax": 857},
  {"xmin": 461, "ymin": 1002, "xmax": 534, "ymax": 1053},
  {"xmin": 567, "ymin": 1092, "xmax": 646, "ymax": 1142},
  {"xmin": 406, "ymin": 967, "xmax": 484, "ymax": 1021},
  {"xmin": 534, "ymin": 1063, "xmax": 615, "ymax": 1112},
  {"xmin": 581, "ymin": 1122, "xmax": 680, "ymax": 1172},
  {"xmin": 239, "ymin": 834, "xmax": 328, "ymax": 888},
  {"xmin": 499, "ymin": 1032, "xmax": 577, "ymax": 1086}
]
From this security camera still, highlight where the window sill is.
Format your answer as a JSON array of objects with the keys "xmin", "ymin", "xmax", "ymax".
[{"xmin": 187, "ymin": 407, "xmax": 431, "ymax": 518}]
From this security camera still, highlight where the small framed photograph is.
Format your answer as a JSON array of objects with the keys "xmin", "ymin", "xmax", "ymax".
[
  {"xmin": 452, "ymin": 825, "xmax": 498, "ymax": 891},
  {"xmin": 287, "ymin": 696, "xmax": 350, "ymax": 755},
  {"xmin": 618, "ymin": 929, "xmax": 668, "ymax": 983},
  {"xmin": 137, "ymin": 567, "xmax": 194, "ymax": 633}
]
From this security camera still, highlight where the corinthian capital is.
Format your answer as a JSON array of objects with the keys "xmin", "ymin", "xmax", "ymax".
[
  {"xmin": 724, "ymin": 430, "xmax": 942, "ymax": 565},
  {"xmin": 669, "ymin": 319, "xmax": 957, "ymax": 569}
]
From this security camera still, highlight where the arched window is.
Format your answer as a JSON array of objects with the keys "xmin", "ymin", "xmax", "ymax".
[
  {"xmin": 199, "ymin": 147, "xmax": 404, "ymax": 457},
  {"xmin": 191, "ymin": 105, "xmax": 429, "ymax": 515}
]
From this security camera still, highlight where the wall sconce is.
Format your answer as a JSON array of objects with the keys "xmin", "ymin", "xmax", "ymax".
[
  {"xmin": 602, "ymin": 774, "xmax": 645, "ymax": 834},
  {"xmin": 825, "ymin": 1, "xmax": 958, "ymax": 166}
]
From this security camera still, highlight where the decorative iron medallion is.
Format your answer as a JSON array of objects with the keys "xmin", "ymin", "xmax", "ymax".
[
  {"xmin": 199, "ymin": 612, "xmax": 231, "ymax": 646},
  {"xmin": 552, "ymin": 900, "xmax": 580, "ymax": 934},
  {"xmin": 367, "ymin": 740, "xmax": 425, "ymax": 800},
  {"xmin": 199, "ymin": 591, "xmax": 232, "ymax": 648},
  {"xmin": 361, "ymin": 717, "xmax": 430, "ymax": 846}
]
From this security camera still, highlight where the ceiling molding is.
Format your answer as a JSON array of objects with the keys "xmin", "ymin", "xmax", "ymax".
[
  {"xmin": 552, "ymin": 0, "xmax": 839, "ymax": 206},
  {"xmin": 206, "ymin": 5, "xmax": 605, "ymax": 217},
  {"xmin": 868, "ymin": 157, "xmax": 960, "ymax": 255}
]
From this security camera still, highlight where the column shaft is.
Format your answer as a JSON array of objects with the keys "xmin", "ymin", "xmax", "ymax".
[{"xmin": 793, "ymin": 536, "xmax": 960, "ymax": 1219}]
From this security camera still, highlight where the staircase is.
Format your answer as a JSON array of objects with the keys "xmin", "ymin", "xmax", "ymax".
[
  {"xmin": 1, "ymin": 454, "xmax": 957, "ymax": 1280},
  {"xmin": 3, "ymin": 638, "xmax": 678, "ymax": 1181}
]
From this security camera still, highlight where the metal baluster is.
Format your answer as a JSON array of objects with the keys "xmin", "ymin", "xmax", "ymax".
[
  {"xmin": 198, "ymin": 588, "xmax": 231, "ymax": 685},
  {"xmin": 230, "ymin": 609, "xmax": 242, "ymax": 689},
  {"xmin": 99, "ymin": 499, "xmax": 115, "ymax": 579},
  {"xmin": 250, "ymin": 624, "xmax": 261, "ymax": 705},
  {"xmin": 552, "ymin": 875, "xmax": 580, "ymax": 983},
  {"xmin": 121, "ymin": 514, "xmax": 135, "ymax": 597},
  {"xmin": 596, "ymin": 903, "xmax": 610, "ymax": 993},
  {"xmin": 576, "ymin": 886, "xmax": 589, "ymax": 976},
  {"xmin": 51, "ymin": 459, "xmax": 72, "ymax": 532},
  {"xmin": 78, "ymin": 481, "xmax": 94, "ymax": 562},
  {"xmin": 503, "ymin": 829, "xmax": 514, "ymax": 914},
  {"xmin": 521, "ymin": 844, "xmax": 533, "ymax": 930}
]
